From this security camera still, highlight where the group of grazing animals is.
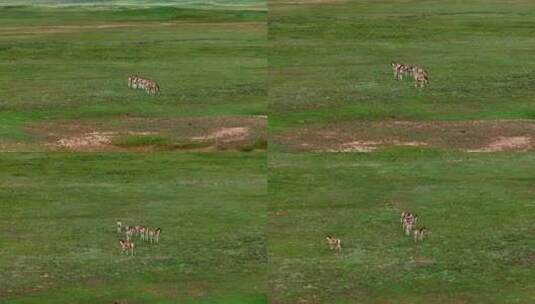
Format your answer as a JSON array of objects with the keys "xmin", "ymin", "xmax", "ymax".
[
  {"xmin": 116, "ymin": 220, "xmax": 162, "ymax": 256},
  {"xmin": 326, "ymin": 235, "xmax": 342, "ymax": 252},
  {"xmin": 401, "ymin": 211, "xmax": 427, "ymax": 242},
  {"xmin": 324, "ymin": 211, "xmax": 427, "ymax": 254},
  {"xmin": 127, "ymin": 74, "xmax": 160, "ymax": 95},
  {"xmin": 391, "ymin": 61, "xmax": 429, "ymax": 88}
]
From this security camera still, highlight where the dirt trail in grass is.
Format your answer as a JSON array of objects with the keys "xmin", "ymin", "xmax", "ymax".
[
  {"xmin": 275, "ymin": 120, "xmax": 535, "ymax": 152},
  {"xmin": 25, "ymin": 116, "xmax": 266, "ymax": 152}
]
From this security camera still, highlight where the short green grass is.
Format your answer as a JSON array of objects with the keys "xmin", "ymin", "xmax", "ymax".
[
  {"xmin": 0, "ymin": 1, "xmax": 266, "ymax": 10},
  {"xmin": 269, "ymin": 150, "xmax": 535, "ymax": 303},
  {"xmin": 0, "ymin": 4, "xmax": 266, "ymax": 147},
  {"xmin": 0, "ymin": 152, "xmax": 267, "ymax": 303},
  {"xmin": 112, "ymin": 134, "xmax": 170, "ymax": 147},
  {"xmin": 269, "ymin": 0, "xmax": 535, "ymax": 132},
  {"xmin": 111, "ymin": 134, "xmax": 210, "ymax": 151},
  {"xmin": 239, "ymin": 137, "xmax": 268, "ymax": 152}
]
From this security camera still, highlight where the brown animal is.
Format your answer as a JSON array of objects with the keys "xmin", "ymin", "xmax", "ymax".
[
  {"xmin": 413, "ymin": 226, "xmax": 427, "ymax": 242},
  {"xmin": 391, "ymin": 61, "xmax": 413, "ymax": 80},
  {"xmin": 128, "ymin": 74, "xmax": 160, "ymax": 95},
  {"xmin": 119, "ymin": 240, "xmax": 134, "ymax": 256},
  {"xmin": 401, "ymin": 211, "xmax": 418, "ymax": 236},
  {"xmin": 125, "ymin": 226, "xmax": 135, "ymax": 241},
  {"xmin": 326, "ymin": 235, "xmax": 342, "ymax": 252},
  {"xmin": 154, "ymin": 228, "xmax": 162, "ymax": 243},
  {"xmin": 411, "ymin": 66, "xmax": 429, "ymax": 87}
]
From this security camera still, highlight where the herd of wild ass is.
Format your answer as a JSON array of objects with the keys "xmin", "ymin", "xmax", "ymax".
[
  {"xmin": 326, "ymin": 211, "xmax": 428, "ymax": 253},
  {"xmin": 391, "ymin": 61, "xmax": 429, "ymax": 87},
  {"xmin": 124, "ymin": 65, "xmax": 428, "ymax": 256},
  {"xmin": 126, "ymin": 61, "xmax": 426, "ymax": 96},
  {"xmin": 127, "ymin": 74, "xmax": 160, "ymax": 95},
  {"xmin": 125, "ymin": 62, "xmax": 426, "ymax": 96},
  {"xmin": 116, "ymin": 220, "xmax": 162, "ymax": 256},
  {"xmin": 400, "ymin": 211, "xmax": 427, "ymax": 242}
]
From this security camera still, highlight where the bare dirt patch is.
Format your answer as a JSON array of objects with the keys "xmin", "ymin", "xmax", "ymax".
[
  {"xmin": 26, "ymin": 116, "xmax": 266, "ymax": 152},
  {"xmin": 192, "ymin": 127, "xmax": 249, "ymax": 143},
  {"xmin": 325, "ymin": 140, "xmax": 427, "ymax": 152},
  {"xmin": 52, "ymin": 131, "xmax": 116, "ymax": 150},
  {"xmin": 274, "ymin": 120, "xmax": 535, "ymax": 152},
  {"xmin": 467, "ymin": 136, "xmax": 531, "ymax": 152}
]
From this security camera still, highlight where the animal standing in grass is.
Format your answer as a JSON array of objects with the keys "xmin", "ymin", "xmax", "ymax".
[
  {"xmin": 119, "ymin": 222, "xmax": 162, "ymax": 242},
  {"xmin": 413, "ymin": 226, "xmax": 427, "ymax": 242},
  {"xmin": 116, "ymin": 220, "xmax": 122, "ymax": 233},
  {"xmin": 133, "ymin": 225, "xmax": 144, "ymax": 239},
  {"xmin": 119, "ymin": 240, "xmax": 135, "ymax": 256},
  {"xmin": 144, "ymin": 227, "xmax": 162, "ymax": 243},
  {"xmin": 391, "ymin": 61, "xmax": 429, "ymax": 87},
  {"xmin": 154, "ymin": 228, "xmax": 162, "ymax": 243},
  {"xmin": 326, "ymin": 235, "xmax": 342, "ymax": 252},
  {"xmin": 400, "ymin": 212, "xmax": 429, "ymax": 243},
  {"xmin": 116, "ymin": 221, "xmax": 162, "ymax": 257},
  {"xmin": 401, "ymin": 211, "xmax": 418, "ymax": 236},
  {"xmin": 391, "ymin": 61, "xmax": 413, "ymax": 80},
  {"xmin": 411, "ymin": 66, "xmax": 429, "ymax": 88},
  {"xmin": 128, "ymin": 74, "xmax": 160, "ymax": 95},
  {"xmin": 125, "ymin": 226, "xmax": 135, "ymax": 241}
]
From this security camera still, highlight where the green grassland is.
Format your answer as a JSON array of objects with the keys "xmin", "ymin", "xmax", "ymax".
[
  {"xmin": 269, "ymin": 0, "xmax": 535, "ymax": 132},
  {"xmin": 0, "ymin": 1, "xmax": 266, "ymax": 10},
  {"xmin": 269, "ymin": 151, "xmax": 535, "ymax": 303},
  {"xmin": 0, "ymin": 4, "xmax": 266, "ymax": 149},
  {"xmin": 0, "ymin": 152, "xmax": 266, "ymax": 303}
]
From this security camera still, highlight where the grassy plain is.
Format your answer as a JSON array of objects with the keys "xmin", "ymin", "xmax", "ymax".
[
  {"xmin": 0, "ymin": 4, "xmax": 266, "ymax": 151},
  {"xmin": 0, "ymin": 152, "xmax": 267, "ymax": 303},
  {"xmin": 269, "ymin": 0, "xmax": 535, "ymax": 150},
  {"xmin": 268, "ymin": 150, "xmax": 535, "ymax": 303}
]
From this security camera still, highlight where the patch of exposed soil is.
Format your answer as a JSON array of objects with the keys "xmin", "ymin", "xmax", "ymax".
[
  {"xmin": 52, "ymin": 131, "xmax": 116, "ymax": 150},
  {"xmin": 26, "ymin": 116, "xmax": 266, "ymax": 152},
  {"xmin": 192, "ymin": 127, "xmax": 249, "ymax": 143},
  {"xmin": 467, "ymin": 136, "xmax": 531, "ymax": 152},
  {"xmin": 275, "ymin": 120, "xmax": 535, "ymax": 152},
  {"xmin": 325, "ymin": 140, "xmax": 427, "ymax": 152}
]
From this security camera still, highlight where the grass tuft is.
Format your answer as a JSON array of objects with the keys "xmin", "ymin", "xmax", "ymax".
[{"xmin": 111, "ymin": 135, "xmax": 170, "ymax": 147}]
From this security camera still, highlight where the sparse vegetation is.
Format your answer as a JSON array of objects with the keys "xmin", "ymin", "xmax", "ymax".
[{"xmin": 112, "ymin": 135, "xmax": 171, "ymax": 148}]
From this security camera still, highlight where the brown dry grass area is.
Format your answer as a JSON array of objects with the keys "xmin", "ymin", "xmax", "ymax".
[
  {"xmin": 25, "ymin": 116, "xmax": 266, "ymax": 152},
  {"xmin": 275, "ymin": 120, "xmax": 535, "ymax": 152}
]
